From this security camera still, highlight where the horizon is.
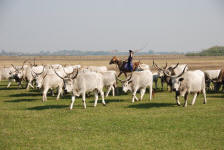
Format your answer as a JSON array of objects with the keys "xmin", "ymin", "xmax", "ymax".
[{"xmin": 0, "ymin": 0, "xmax": 224, "ymax": 53}]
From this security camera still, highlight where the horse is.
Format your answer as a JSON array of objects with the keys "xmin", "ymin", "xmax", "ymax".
[{"xmin": 109, "ymin": 56, "xmax": 141, "ymax": 77}]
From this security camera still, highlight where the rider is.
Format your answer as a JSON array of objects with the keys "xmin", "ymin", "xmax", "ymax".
[{"xmin": 127, "ymin": 50, "xmax": 134, "ymax": 71}]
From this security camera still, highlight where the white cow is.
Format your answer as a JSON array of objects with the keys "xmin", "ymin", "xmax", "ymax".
[
  {"xmin": 152, "ymin": 72, "xmax": 160, "ymax": 89},
  {"xmin": 10, "ymin": 64, "xmax": 29, "ymax": 88},
  {"xmin": 86, "ymin": 66, "xmax": 107, "ymax": 72},
  {"xmin": 99, "ymin": 70, "xmax": 117, "ymax": 97},
  {"xmin": 51, "ymin": 64, "xmax": 62, "ymax": 69},
  {"xmin": 139, "ymin": 64, "xmax": 150, "ymax": 70},
  {"xmin": 70, "ymin": 65, "xmax": 81, "ymax": 69},
  {"xmin": 0, "ymin": 67, "xmax": 17, "ymax": 88},
  {"xmin": 166, "ymin": 66, "xmax": 207, "ymax": 107},
  {"xmin": 55, "ymin": 70, "xmax": 106, "ymax": 109},
  {"xmin": 34, "ymin": 67, "xmax": 65, "ymax": 102},
  {"xmin": 204, "ymin": 70, "xmax": 221, "ymax": 90},
  {"xmin": 12, "ymin": 64, "xmax": 45, "ymax": 90},
  {"xmin": 118, "ymin": 70, "xmax": 153, "ymax": 103},
  {"xmin": 153, "ymin": 60, "xmax": 188, "ymax": 91}
]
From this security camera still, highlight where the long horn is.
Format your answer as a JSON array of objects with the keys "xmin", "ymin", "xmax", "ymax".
[
  {"xmin": 172, "ymin": 62, "xmax": 179, "ymax": 70},
  {"xmin": 21, "ymin": 59, "xmax": 28, "ymax": 70},
  {"xmin": 63, "ymin": 67, "xmax": 74, "ymax": 76},
  {"xmin": 54, "ymin": 69, "xmax": 64, "ymax": 80},
  {"xmin": 164, "ymin": 61, "xmax": 168, "ymax": 69},
  {"xmin": 72, "ymin": 69, "xmax": 79, "ymax": 79},
  {"xmin": 116, "ymin": 73, "xmax": 133, "ymax": 82},
  {"xmin": 11, "ymin": 64, "xmax": 18, "ymax": 71},
  {"xmin": 31, "ymin": 70, "xmax": 36, "ymax": 78},
  {"xmin": 153, "ymin": 60, "xmax": 162, "ymax": 70},
  {"xmin": 33, "ymin": 58, "xmax": 36, "ymax": 66},
  {"xmin": 32, "ymin": 66, "xmax": 45, "ymax": 76},
  {"xmin": 116, "ymin": 76, "xmax": 124, "ymax": 82},
  {"xmin": 175, "ymin": 65, "xmax": 187, "ymax": 78},
  {"xmin": 164, "ymin": 65, "xmax": 187, "ymax": 78}
]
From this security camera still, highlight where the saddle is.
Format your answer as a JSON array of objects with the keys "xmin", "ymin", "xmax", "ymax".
[{"xmin": 123, "ymin": 62, "xmax": 143, "ymax": 72}]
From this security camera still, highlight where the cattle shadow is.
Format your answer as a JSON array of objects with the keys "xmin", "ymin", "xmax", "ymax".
[
  {"xmin": 9, "ymin": 92, "xmax": 40, "ymax": 97},
  {"xmin": 207, "ymin": 95, "xmax": 224, "ymax": 98},
  {"xmin": 127, "ymin": 102, "xmax": 175, "ymax": 109},
  {"xmin": 0, "ymin": 87, "xmax": 21, "ymax": 91},
  {"xmin": 4, "ymin": 98, "xmax": 39, "ymax": 103},
  {"xmin": 89, "ymin": 99, "xmax": 125, "ymax": 104},
  {"xmin": 27, "ymin": 105, "xmax": 68, "ymax": 110}
]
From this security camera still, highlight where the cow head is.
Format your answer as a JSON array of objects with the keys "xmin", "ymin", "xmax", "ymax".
[
  {"xmin": 153, "ymin": 60, "xmax": 168, "ymax": 77},
  {"xmin": 11, "ymin": 60, "xmax": 28, "ymax": 81},
  {"xmin": 54, "ymin": 68, "xmax": 79, "ymax": 93},
  {"xmin": 153, "ymin": 60, "xmax": 180, "ymax": 90},
  {"xmin": 32, "ymin": 66, "xmax": 45, "ymax": 89},
  {"xmin": 163, "ymin": 65, "xmax": 188, "ymax": 94},
  {"xmin": 117, "ymin": 74, "xmax": 133, "ymax": 92}
]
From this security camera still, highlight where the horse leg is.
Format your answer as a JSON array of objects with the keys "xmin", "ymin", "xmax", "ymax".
[
  {"xmin": 117, "ymin": 72, "xmax": 122, "ymax": 77},
  {"xmin": 124, "ymin": 72, "xmax": 127, "ymax": 78}
]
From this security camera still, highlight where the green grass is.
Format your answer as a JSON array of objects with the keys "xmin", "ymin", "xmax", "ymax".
[{"xmin": 0, "ymin": 80, "xmax": 224, "ymax": 150}]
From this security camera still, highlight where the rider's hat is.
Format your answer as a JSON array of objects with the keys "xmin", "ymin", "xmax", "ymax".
[{"xmin": 129, "ymin": 50, "xmax": 134, "ymax": 53}]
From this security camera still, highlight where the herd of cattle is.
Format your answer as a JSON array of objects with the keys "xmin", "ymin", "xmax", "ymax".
[{"xmin": 0, "ymin": 59, "xmax": 223, "ymax": 109}]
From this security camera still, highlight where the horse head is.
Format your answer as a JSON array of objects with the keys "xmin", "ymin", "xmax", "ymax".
[{"xmin": 109, "ymin": 56, "xmax": 119, "ymax": 64}]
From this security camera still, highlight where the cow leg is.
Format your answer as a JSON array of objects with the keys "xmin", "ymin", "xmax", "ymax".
[
  {"xmin": 26, "ymin": 82, "xmax": 34, "ymax": 91},
  {"xmin": 111, "ymin": 85, "xmax": 115, "ymax": 96},
  {"xmin": 94, "ymin": 91, "xmax": 99, "ymax": 107},
  {"xmin": 140, "ymin": 88, "xmax": 146, "ymax": 101},
  {"xmin": 70, "ymin": 95, "xmax": 76, "ymax": 110},
  {"xmin": 161, "ymin": 78, "xmax": 164, "ymax": 90},
  {"xmin": 149, "ymin": 84, "xmax": 153, "ymax": 101},
  {"xmin": 176, "ymin": 92, "xmax": 181, "ymax": 106},
  {"xmin": 18, "ymin": 81, "xmax": 23, "ymax": 88},
  {"xmin": 56, "ymin": 87, "xmax": 62, "ymax": 100},
  {"xmin": 124, "ymin": 72, "xmax": 127, "ymax": 78},
  {"xmin": 206, "ymin": 81, "xmax": 210, "ymax": 91},
  {"xmin": 51, "ymin": 88, "xmax": 55, "ymax": 96},
  {"xmin": 117, "ymin": 72, "xmax": 122, "ymax": 77},
  {"xmin": 202, "ymin": 88, "xmax": 207, "ymax": 104},
  {"xmin": 7, "ymin": 81, "xmax": 12, "ymax": 88},
  {"xmin": 132, "ymin": 90, "xmax": 138, "ymax": 103},
  {"xmin": 105, "ymin": 85, "xmax": 112, "ymax": 97},
  {"xmin": 155, "ymin": 80, "xmax": 157, "ymax": 89},
  {"xmin": 60, "ymin": 89, "xmax": 64, "ymax": 97},
  {"xmin": 183, "ymin": 93, "xmax": 189, "ymax": 107},
  {"xmin": 191, "ymin": 93, "xmax": 198, "ymax": 105},
  {"xmin": 42, "ymin": 88, "xmax": 49, "ymax": 102},
  {"xmin": 82, "ymin": 92, "xmax": 87, "ymax": 109},
  {"xmin": 26, "ymin": 83, "xmax": 29, "ymax": 90},
  {"xmin": 100, "ymin": 90, "xmax": 106, "ymax": 106}
]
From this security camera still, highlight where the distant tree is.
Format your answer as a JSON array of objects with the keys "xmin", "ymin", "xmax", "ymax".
[{"xmin": 186, "ymin": 46, "xmax": 224, "ymax": 56}]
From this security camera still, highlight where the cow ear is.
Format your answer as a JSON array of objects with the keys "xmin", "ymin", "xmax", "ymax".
[{"xmin": 179, "ymin": 78, "xmax": 184, "ymax": 82}]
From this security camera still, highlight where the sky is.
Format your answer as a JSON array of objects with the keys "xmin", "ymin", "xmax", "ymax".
[{"xmin": 0, "ymin": 0, "xmax": 223, "ymax": 53}]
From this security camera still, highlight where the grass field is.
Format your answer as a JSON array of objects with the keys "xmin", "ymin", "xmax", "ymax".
[
  {"xmin": 0, "ymin": 55, "xmax": 224, "ymax": 149},
  {"xmin": 0, "ymin": 81, "xmax": 224, "ymax": 149}
]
